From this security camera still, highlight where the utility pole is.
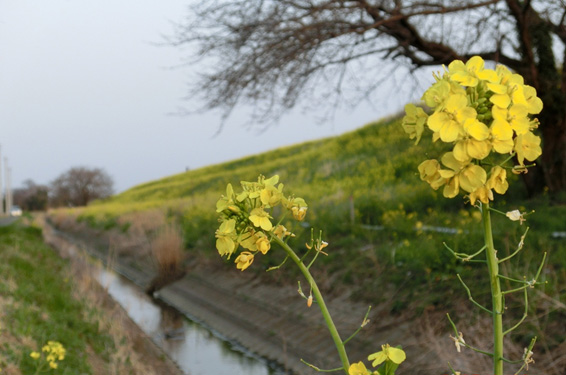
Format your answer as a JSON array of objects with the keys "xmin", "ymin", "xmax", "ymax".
[
  {"xmin": 0, "ymin": 146, "xmax": 3, "ymax": 215},
  {"xmin": 4, "ymin": 158, "xmax": 10, "ymax": 215}
]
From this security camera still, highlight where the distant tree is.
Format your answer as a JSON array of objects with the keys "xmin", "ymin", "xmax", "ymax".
[
  {"xmin": 13, "ymin": 179, "xmax": 49, "ymax": 211},
  {"xmin": 171, "ymin": 0, "xmax": 566, "ymax": 196},
  {"xmin": 50, "ymin": 167, "xmax": 114, "ymax": 207}
]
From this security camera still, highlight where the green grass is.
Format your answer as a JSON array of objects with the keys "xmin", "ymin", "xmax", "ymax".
[
  {"xmin": 0, "ymin": 222, "xmax": 115, "ymax": 374},
  {"xmin": 47, "ymin": 115, "xmax": 566, "ymax": 365},
  {"xmin": 54, "ymin": 117, "xmax": 566, "ymax": 307}
]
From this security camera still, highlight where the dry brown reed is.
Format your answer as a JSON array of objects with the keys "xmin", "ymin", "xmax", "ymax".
[{"xmin": 150, "ymin": 224, "xmax": 185, "ymax": 277}]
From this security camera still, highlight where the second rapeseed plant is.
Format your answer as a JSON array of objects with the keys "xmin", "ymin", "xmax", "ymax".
[{"xmin": 402, "ymin": 56, "xmax": 542, "ymax": 205}]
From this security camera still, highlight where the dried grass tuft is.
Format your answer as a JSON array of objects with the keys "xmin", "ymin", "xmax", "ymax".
[{"xmin": 150, "ymin": 224, "xmax": 185, "ymax": 276}]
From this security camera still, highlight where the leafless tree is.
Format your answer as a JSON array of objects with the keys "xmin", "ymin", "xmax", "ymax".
[
  {"xmin": 50, "ymin": 167, "xmax": 114, "ymax": 207},
  {"xmin": 13, "ymin": 179, "xmax": 49, "ymax": 211},
  {"xmin": 170, "ymin": 0, "xmax": 566, "ymax": 196}
]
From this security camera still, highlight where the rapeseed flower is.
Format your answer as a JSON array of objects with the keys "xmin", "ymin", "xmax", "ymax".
[
  {"xmin": 291, "ymin": 206, "xmax": 307, "ymax": 221},
  {"xmin": 515, "ymin": 132, "xmax": 542, "ymax": 166},
  {"xmin": 214, "ymin": 175, "xmax": 307, "ymax": 270},
  {"xmin": 249, "ymin": 208, "xmax": 273, "ymax": 231},
  {"xmin": 402, "ymin": 55, "xmax": 543, "ymax": 204},
  {"xmin": 255, "ymin": 232, "xmax": 271, "ymax": 254},
  {"xmin": 368, "ymin": 344, "xmax": 406, "ymax": 366},
  {"xmin": 349, "ymin": 361, "xmax": 371, "ymax": 375},
  {"xmin": 418, "ymin": 160, "xmax": 445, "ymax": 189},
  {"xmin": 487, "ymin": 166, "xmax": 509, "ymax": 195},
  {"xmin": 235, "ymin": 251, "xmax": 254, "ymax": 271},
  {"xmin": 402, "ymin": 103, "xmax": 428, "ymax": 144},
  {"xmin": 215, "ymin": 219, "xmax": 238, "ymax": 257},
  {"xmin": 448, "ymin": 56, "xmax": 498, "ymax": 87}
]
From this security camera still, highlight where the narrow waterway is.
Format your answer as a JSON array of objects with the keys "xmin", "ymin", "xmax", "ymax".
[{"xmin": 95, "ymin": 267, "xmax": 285, "ymax": 375}]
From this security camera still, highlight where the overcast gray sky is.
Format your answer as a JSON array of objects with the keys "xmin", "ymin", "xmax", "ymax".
[{"xmin": 0, "ymin": 1, "xmax": 426, "ymax": 193}]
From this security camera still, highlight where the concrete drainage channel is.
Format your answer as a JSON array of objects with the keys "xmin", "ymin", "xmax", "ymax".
[{"xmin": 41, "ymin": 222, "xmax": 288, "ymax": 375}]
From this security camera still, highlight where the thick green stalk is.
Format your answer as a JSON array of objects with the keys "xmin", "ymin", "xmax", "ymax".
[
  {"xmin": 482, "ymin": 203, "xmax": 504, "ymax": 375},
  {"xmin": 273, "ymin": 236, "xmax": 350, "ymax": 374}
]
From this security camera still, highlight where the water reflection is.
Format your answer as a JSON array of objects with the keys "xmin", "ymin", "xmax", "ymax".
[{"xmin": 96, "ymin": 268, "xmax": 282, "ymax": 375}]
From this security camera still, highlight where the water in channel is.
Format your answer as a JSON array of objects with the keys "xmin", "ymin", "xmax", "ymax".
[{"xmin": 95, "ymin": 267, "xmax": 284, "ymax": 375}]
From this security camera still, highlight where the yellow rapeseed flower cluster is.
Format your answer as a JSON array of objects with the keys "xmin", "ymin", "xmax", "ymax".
[
  {"xmin": 402, "ymin": 56, "xmax": 543, "ymax": 204},
  {"xmin": 215, "ymin": 175, "xmax": 307, "ymax": 271},
  {"xmin": 30, "ymin": 341, "xmax": 66, "ymax": 370}
]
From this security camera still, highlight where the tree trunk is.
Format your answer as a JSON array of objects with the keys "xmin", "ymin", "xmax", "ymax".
[{"xmin": 518, "ymin": 12, "xmax": 566, "ymax": 199}]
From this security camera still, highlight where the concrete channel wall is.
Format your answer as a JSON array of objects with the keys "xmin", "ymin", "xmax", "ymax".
[{"xmin": 41, "ymin": 220, "xmax": 452, "ymax": 375}]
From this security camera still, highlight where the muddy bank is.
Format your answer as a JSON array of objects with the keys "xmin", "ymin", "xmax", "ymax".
[{"xmin": 41, "ymin": 218, "xmax": 507, "ymax": 375}]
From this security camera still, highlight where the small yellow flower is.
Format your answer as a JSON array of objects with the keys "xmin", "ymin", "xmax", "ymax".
[
  {"xmin": 486, "ymin": 166, "xmax": 509, "ymax": 195},
  {"xmin": 49, "ymin": 362, "xmax": 58, "ymax": 369},
  {"xmin": 438, "ymin": 152, "xmax": 486, "ymax": 198},
  {"xmin": 402, "ymin": 103, "xmax": 428, "ymax": 144},
  {"xmin": 249, "ymin": 208, "xmax": 273, "ymax": 231},
  {"xmin": 234, "ymin": 251, "xmax": 254, "ymax": 271},
  {"xmin": 349, "ymin": 361, "xmax": 371, "ymax": 375},
  {"xmin": 368, "ymin": 344, "xmax": 406, "ymax": 366},
  {"xmin": 240, "ymin": 229, "xmax": 259, "ymax": 251},
  {"xmin": 273, "ymin": 225, "xmax": 293, "ymax": 239},
  {"xmin": 255, "ymin": 232, "xmax": 271, "ymax": 255},
  {"xmin": 30, "ymin": 351, "xmax": 41, "ymax": 360},
  {"xmin": 216, "ymin": 183, "xmax": 236, "ymax": 212},
  {"xmin": 291, "ymin": 206, "xmax": 307, "ymax": 221},
  {"xmin": 468, "ymin": 185, "xmax": 493, "ymax": 205},
  {"xmin": 215, "ymin": 219, "xmax": 238, "ymax": 257},
  {"xmin": 422, "ymin": 79, "xmax": 451, "ymax": 109},
  {"xmin": 490, "ymin": 119, "xmax": 514, "ymax": 154},
  {"xmin": 448, "ymin": 56, "xmax": 498, "ymax": 87},
  {"xmin": 260, "ymin": 184, "xmax": 283, "ymax": 207},
  {"xmin": 418, "ymin": 159, "xmax": 445, "ymax": 190},
  {"xmin": 514, "ymin": 132, "xmax": 542, "ymax": 166}
]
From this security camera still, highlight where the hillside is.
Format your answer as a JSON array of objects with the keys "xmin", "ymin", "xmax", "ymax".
[
  {"xmin": 49, "ymin": 116, "xmax": 563, "ymax": 306},
  {"xmin": 48, "ymin": 116, "xmax": 566, "ymax": 374}
]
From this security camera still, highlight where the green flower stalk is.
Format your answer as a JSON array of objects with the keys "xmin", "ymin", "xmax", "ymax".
[
  {"xmin": 482, "ymin": 202, "xmax": 504, "ymax": 375},
  {"xmin": 403, "ymin": 56, "xmax": 546, "ymax": 375}
]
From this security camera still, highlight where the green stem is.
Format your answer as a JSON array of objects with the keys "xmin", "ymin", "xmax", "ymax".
[
  {"xmin": 273, "ymin": 235, "xmax": 350, "ymax": 374},
  {"xmin": 482, "ymin": 202, "xmax": 504, "ymax": 375}
]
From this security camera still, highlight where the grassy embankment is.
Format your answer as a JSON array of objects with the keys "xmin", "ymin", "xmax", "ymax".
[
  {"xmin": 0, "ymin": 220, "xmax": 174, "ymax": 374},
  {"xmin": 51, "ymin": 116, "xmax": 566, "ymax": 347}
]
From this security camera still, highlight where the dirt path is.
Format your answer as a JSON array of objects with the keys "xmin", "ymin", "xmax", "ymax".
[{"xmin": 0, "ymin": 216, "xmax": 18, "ymax": 227}]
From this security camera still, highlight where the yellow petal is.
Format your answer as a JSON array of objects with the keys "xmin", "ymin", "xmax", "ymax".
[
  {"xmin": 492, "ymin": 138, "xmax": 514, "ymax": 154},
  {"xmin": 464, "ymin": 118, "xmax": 489, "ymax": 141},
  {"xmin": 427, "ymin": 112, "xmax": 450, "ymax": 133},
  {"xmin": 443, "ymin": 178, "xmax": 459, "ymax": 198},
  {"xmin": 490, "ymin": 94, "xmax": 511, "ymax": 108},
  {"xmin": 368, "ymin": 351, "xmax": 387, "ymax": 367},
  {"xmin": 466, "ymin": 56, "xmax": 485, "ymax": 72},
  {"xmin": 477, "ymin": 68, "xmax": 499, "ymax": 83},
  {"xmin": 388, "ymin": 347, "xmax": 407, "ymax": 364},
  {"xmin": 491, "ymin": 119, "xmax": 513, "ymax": 140},
  {"xmin": 459, "ymin": 165, "xmax": 487, "ymax": 193},
  {"xmin": 466, "ymin": 139, "xmax": 491, "ymax": 160},
  {"xmin": 453, "ymin": 141, "xmax": 469, "ymax": 162},
  {"xmin": 486, "ymin": 82, "xmax": 507, "ymax": 94}
]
